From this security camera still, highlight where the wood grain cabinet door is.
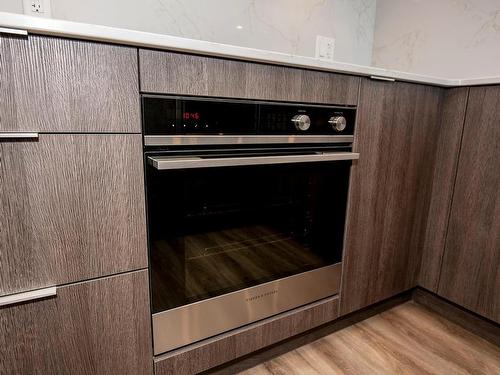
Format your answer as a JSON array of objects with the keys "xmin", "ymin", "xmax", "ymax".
[
  {"xmin": 0, "ymin": 134, "xmax": 147, "ymax": 296},
  {"xmin": 139, "ymin": 50, "xmax": 360, "ymax": 105},
  {"xmin": 438, "ymin": 86, "xmax": 500, "ymax": 322},
  {"xmin": 0, "ymin": 34, "xmax": 139, "ymax": 133},
  {"xmin": 418, "ymin": 88, "xmax": 469, "ymax": 291},
  {"xmin": 340, "ymin": 79, "xmax": 442, "ymax": 315},
  {"xmin": 0, "ymin": 270, "xmax": 152, "ymax": 375}
]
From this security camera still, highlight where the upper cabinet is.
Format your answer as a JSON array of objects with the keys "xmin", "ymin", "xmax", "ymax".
[
  {"xmin": 139, "ymin": 50, "xmax": 360, "ymax": 105},
  {"xmin": 438, "ymin": 85, "xmax": 500, "ymax": 323},
  {"xmin": 0, "ymin": 34, "xmax": 140, "ymax": 133},
  {"xmin": 340, "ymin": 79, "xmax": 442, "ymax": 315}
]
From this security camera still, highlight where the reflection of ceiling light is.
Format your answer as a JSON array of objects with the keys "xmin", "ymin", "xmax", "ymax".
[{"xmin": 236, "ymin": 25, "xmax": 243, "ymax": 29}]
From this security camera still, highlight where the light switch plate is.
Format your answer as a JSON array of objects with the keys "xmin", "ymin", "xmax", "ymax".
[
  {"xmin": 23, "ymin": 0, "xmax": 52, "ymax": 17},
  {"xmin": 315, "ymin": 35, "xmax": 335, "ymax": 61}
]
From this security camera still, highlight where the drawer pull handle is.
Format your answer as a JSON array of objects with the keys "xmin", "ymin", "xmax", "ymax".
[
  {"xmin": 370, "ymin": 75, "xmax": 396, "ymax": 82},
  {"xmin": 0, "ymin": 27, "xmax": 28, "ymax": 36},
  {"xmin": 0, "ymin": 132, "xmax": 39, "ymax": 141},
  {"xmin": 0, "ymin": 286, "xmax": 57, "ymax": 307}
]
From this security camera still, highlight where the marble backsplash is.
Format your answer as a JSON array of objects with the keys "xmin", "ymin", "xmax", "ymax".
[
  {"xmin": 372, "ymin": 0, "xmax": 500, "ymax": 78},
  {"xmin": 2, "ymin": 0, "xmax": 499, "ymax": 78},
  {"xmin": 0, "ymin": 0, "xmax": 376, "ymax": 66}
]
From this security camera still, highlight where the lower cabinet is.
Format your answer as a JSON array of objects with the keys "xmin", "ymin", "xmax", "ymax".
[
  {"xmin": 437, "ymin": 85, "xmax": 500, "ymax": 323},
  {"xmin": 340, "ymin": 79, "xmax": 442, "ymax": 315},
  {"xmin": 418, "ymin": 88, "xmax": 469, "ymax": 291},
  {"xmin": 0, "ymin": 134, "xmax": 147, "ymax": 296},
  {"xmin": 0, "ymin": 270, "xmax": 152, "ymax": 375}
]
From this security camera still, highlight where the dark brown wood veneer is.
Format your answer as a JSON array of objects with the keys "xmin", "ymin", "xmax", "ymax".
[{"xmin": 139, "ymin": 50, "xmax": 360, "ymax": 105}]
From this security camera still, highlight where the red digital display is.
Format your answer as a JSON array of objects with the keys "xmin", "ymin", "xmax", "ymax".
[{"xmin": 183, "ymin": 112, "xmax": 200, "ymax": 120}]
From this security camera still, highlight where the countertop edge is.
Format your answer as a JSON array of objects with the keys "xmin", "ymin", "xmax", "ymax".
[{"xmin": 1, "ymin": 12, "xmax": 499, "ymax": 88}]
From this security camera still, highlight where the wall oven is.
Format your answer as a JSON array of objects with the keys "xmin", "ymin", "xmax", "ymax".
[{"xmin": 143, "ymin": 95, "xmax": 358, "ymax": 355}]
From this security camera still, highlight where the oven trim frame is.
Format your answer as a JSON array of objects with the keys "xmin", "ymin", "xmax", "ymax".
[{"xmin": 144, "ymin": 134, "xmax": 354, "ymax": 146}]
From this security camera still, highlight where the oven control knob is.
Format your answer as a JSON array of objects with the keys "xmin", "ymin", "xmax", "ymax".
[
  {"xmin": 329, "ymin": 116, "xmax": 347, "ymax": 132},
  {"xmin": 291, "ymin": 114, "xmax": 311, "ymax": 131}
]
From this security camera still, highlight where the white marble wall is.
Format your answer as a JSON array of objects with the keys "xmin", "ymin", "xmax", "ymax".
[
  {"xmin": 1, "ymin": 1, "xmax": 22, "ymax": 14},
  {"xmin": 0, "ymin": 0, "xmax": 377, "ymax": 66},
  {"xmin": 372, "ymin": 0, "xmax": 500, "ymax": 78}
]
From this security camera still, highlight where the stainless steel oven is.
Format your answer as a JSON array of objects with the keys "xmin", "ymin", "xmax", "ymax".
[{"xmin": 143, "ymin": 95, "xmax": 358, "ymax": 355}]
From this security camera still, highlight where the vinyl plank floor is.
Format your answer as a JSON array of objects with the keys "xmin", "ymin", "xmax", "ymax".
[{"xmin": 238, "ymin": 301, "xmax": 500, "ymax": 375}]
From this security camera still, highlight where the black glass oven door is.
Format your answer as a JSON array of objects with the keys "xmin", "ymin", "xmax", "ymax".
[{"xmin": 146, "ymin": 157, "xmax": 351, "ymax": 313}]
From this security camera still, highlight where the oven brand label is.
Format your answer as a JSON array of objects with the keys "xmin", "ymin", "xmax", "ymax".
[{"xmin": 245, "ymin": 290, "xmax": 278, "ymax": 302}]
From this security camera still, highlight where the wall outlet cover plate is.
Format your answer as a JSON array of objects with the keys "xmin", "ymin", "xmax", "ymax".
[
  {"xmin": 315, "ymin": 35, "xmax": 335, "ymax": 61},
  {"xmin": 22, "ymin": 0, "xmax": 52, "ymax": 17}
]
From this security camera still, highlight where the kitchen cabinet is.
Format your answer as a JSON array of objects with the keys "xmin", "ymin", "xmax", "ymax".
[
  {"xmin": 0, "ymin": 134, "xmax": 147, "ymax": 296},
  {"xmin": 438, "ymin": 85, "xmax": 500, "ymax": 322},
  {"xmin": 139, "ymin": 50, "xmax": 360, "ymax": 105},
  {"xmin": 0, "ymin": 34, "xmax": 140, "ymax": 133},
  {"xmin": 0, "ymin": 270, "xmax": 152, "ymax": 375},
  {"xmin": 418, "ymin": 88, "xmax": 469, "ymax": 290},
  {"xmin": 340, "ymin": 79, "xmax": 442, "ymax": 315}
]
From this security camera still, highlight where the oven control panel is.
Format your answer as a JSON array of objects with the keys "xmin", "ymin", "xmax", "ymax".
[{"xmin": 143, "ymin": 96, "xmax": 356, "ymax": 136}]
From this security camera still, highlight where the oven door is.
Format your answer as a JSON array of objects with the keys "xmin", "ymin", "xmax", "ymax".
[{"xmin": 145, "ymin": 150, "xmax": 358, "ymax": 354}]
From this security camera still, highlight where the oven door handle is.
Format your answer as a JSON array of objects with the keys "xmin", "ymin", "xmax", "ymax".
[{"xmin": 148, "ymin": 152, "xmax": 359, "ymax": 170}]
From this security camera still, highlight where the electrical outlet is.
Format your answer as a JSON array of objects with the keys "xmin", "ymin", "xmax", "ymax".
[
  {"xmin": 315, "ymin": 35, "xmax": 335, "ymax": 61},
  {"xmin": 23, "ymin": 0, "xmax": 52, "ymax": 17},
  {"xmin": 32, "ymin": 0, "xmax": 43, "ymax": 13}
]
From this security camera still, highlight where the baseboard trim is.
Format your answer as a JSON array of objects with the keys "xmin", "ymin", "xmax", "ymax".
[{"xmin": 412, "ymin": 287, "xmax": 500, "ymax": 347}]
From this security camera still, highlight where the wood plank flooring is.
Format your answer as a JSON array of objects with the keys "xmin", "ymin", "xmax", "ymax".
[{"xmin": 238, "ymin": 302, "xmax": 500, "ymax": 375}]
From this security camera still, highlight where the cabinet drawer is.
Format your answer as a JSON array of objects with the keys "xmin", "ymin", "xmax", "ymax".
[
  {"xmin": 0, "ymin": 134, "xmax": 147, "ymax": 296},
  {"xmin": 0, "ymin": 34, "xmax": 139, "ymax": 133},
  {"xmin": 139, "ymin": 50, "xmax": 360, "ymax": 105},
  {"xmin": 0, "ymin": 270, "xmax": 152, "ymax": 375}
]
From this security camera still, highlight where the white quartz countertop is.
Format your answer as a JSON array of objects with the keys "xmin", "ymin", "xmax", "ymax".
[{"xmin": 1, "ymin": 12, "xmax": 499, "ymax": 88}]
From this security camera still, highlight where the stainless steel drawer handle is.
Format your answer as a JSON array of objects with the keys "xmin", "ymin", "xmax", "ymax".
[
  {"xmin": 0, "ymin": 286, "xmax": 57, "ymax": 307},
  {"xmin": 0, "ymin": 27, "xmax": 28, "ymax": 36},
  {"xmin": 0, "ymin": 132, "xmax": 39, "ymax": 140},
  {"xmin": 149, "ymin": 152, "xmax": 360, "ymax": 170}
]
